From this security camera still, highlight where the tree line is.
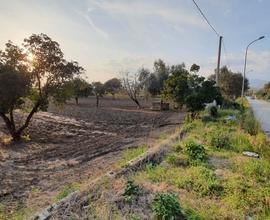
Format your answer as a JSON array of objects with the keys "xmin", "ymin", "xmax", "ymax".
[
  {"xmin": 255, "ymin": 82, "xmax": 270, "ymax": 100},
  {"xmin": 0, "ymin": 33, "xmax": 248, "ymax": 141}
]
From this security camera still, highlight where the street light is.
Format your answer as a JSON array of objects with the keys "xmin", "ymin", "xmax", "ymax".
[{"xmin": 241, "ymin": 36, "xmax": 265, "ymax": 105}]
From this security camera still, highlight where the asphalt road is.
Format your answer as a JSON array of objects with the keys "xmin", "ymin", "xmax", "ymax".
[{"xmin": 247, "ymin": 97, "xmax": 270, "ymax": 137}]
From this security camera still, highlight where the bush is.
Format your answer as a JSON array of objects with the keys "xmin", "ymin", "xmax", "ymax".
[
  {"xmin": 185, "ymin": 142, "xmax": 206, "ymax": 162},
  {"xmin": 172, "ymin": 142, "xmax": 182, "ymax": 152},
  {"xmin": 210, "ymin": 130, "xmax": 231, "ymax": 149},
  {"xmin": 123, "ymin": 180, "xmax": 141, "ymax": 199},
  {"xmin": 209, "ymin": 106, "xmax": 218, "ymax": 118},
  {"xmin": 152, "ymin": 193, "xmax": 184, "ymax": 220},
  {"xmin": 222, "ymin": 99, "xmax": 241, "ymax": 110}
]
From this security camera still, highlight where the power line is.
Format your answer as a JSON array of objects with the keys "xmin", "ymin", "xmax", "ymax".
[{"xmin": 192, "ymin": 0, "xmax": 220, "ymax": 37}]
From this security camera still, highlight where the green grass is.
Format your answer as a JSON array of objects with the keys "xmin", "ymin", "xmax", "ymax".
[
  {"xmin": 133, "ymin": 104, "xmax": 270, "ymax": 219},
  {"xmin": 56, "ymin": 183, "xmax": 80, "ymax": 201},
  {"xmin": 0, "ymin": 202, "xmax": 35, "ymax": 220},
  {"xmin": 117, "ymin": 145, "xmax": 148, "ymax": 168},
  {"xmin": 135, "ymin": 165, "xmax": 223, "ymax": 197}
]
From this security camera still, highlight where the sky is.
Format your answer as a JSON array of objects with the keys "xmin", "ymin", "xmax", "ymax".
[{"xmin": 0, "ymin": 0, "xmax": 270, "ymax": 87}]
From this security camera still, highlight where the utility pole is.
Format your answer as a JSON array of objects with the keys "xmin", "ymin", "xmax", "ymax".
[
  {"xmin": 216, "ymin": 36, "xmax": 223, "ymax": 86},
  {"xmin": 241, "ymin": 36, "xmax": 265, "ymax": 105}
]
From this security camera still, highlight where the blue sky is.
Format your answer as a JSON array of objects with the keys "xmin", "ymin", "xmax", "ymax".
[{"xmin": 0, "ymin": 0, "xmax": 269, "ymax": 85}]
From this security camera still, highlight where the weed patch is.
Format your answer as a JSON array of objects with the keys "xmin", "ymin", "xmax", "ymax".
[
  {"xmin": 123, "ymin": 180, "xmax": 142, "ymax": 200},
  {"xmin": 152, "ymin": 193, "xmax": 184, "ymax": 220},
  {"xmin": 210, "ymin": 130, "xmax": 231, "ymax": 150},
  {"xmin": 185, "ymin": 141, "xmax": 206, "ymax": 163},
  {"xmin": 118, "ymin": 145, "xmax": 147, "ymax": 167},
  {"xmin": 56, "ymin": 183, "xmax": 80, "ymax": 201}
]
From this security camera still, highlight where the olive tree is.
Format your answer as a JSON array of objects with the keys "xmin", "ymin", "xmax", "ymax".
[
  {"xmin": 92, "ymin": 82, "xmax": 105, "ymax": 108},
  {"xmin": 209, "ymin": 66, "xmax": 249, "ymax": 99},
  {"xmin": 162, "ymin": 64, "xmax": 222, "ymax": 118},
  {"xmin": 162, "ymin": 64, "xmax": 190, "ymax": 107},
  {"xmin": 70, "ymin": 78, "xmax": 92, "ymax": 104},
  {"xmin": 104, "ymin": 78, "xmax": 122, "ymax": 98},
  {"xmin": 0, "ymin": 34, "xmax": 83, "ymax": 141}
]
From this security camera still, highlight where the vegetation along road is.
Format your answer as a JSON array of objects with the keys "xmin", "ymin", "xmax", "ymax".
[{"xmin": 248, "ymin": 97, "xmax": 270, "ymax": 137}]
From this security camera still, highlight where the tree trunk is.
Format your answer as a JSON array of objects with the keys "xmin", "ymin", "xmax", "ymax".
[
  {"xmin": 11, "ymin": 131, "xmax": 22, "ymax": 141},
  {"xmin": 75, "ymin": 97, "xmax": 78, "ymax": 105},
  {"xmin": 0, "ymin": 100, "xmax": 41, "ymax": 141},
  {"xmin": 96, "ymin": 96, "xmax": 99, "ymax": 108},
  {"xmin": 132, "ymin": 98, "xmax": 141, "ymax": 109},
  {"xmin": 0, "ymin": 112, "xmax": 22, "ymax": 141},
  {"xmin": 16, "ymin": 100, "xmax": 41, "ymax": 136},
  {"xmin": 0, "ymin": 112, "xmax": 16, "ymax": 137}
]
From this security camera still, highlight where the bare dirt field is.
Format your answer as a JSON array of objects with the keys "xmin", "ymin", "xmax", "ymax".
[{"xmin": 0, "ymin": 97, "xmax": 185, "ymax": 217}]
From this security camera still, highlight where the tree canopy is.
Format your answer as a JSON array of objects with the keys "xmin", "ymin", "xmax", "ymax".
[
  {"xmin": 0, "ymin": 33, "xmax": 83, "ymax": 140},
  {"xmin": 162, "ymin": 64, "xmax": 189, "ymax": 106},
  {"xmin": 209, "ymin": 66, "xmax": 249, "ymax": 99},
  {"xmin": 70, "ymin": 78, "xmax": 92, "ymax": 104},
  {"xmin": 256, "ymin": 82, "xmax": 270, "ymax": 100},
  {"xmin": 104, "ymin": 78, "xmax": 122, "ymax": 97},
  {"xmin": 162, "ymin": 64, "xmax": 222, "ymax": 116},
  {"xmin": 190, "ymin": 63, "xmax": 200, "ymax": 73}
]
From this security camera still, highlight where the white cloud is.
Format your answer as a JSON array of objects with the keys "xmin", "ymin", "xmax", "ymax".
[
  {"xmin": 76, "ymin": 10, "xmax": 109, "ymax": 39},
  {"xmin": 86, "ymin": 0, "xmax": 207, "ymax": 29}
]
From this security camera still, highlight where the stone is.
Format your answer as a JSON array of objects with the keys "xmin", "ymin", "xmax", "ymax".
[{"xmin": 242, "ymin": 151, "xmax": 259, "ymax": 158}]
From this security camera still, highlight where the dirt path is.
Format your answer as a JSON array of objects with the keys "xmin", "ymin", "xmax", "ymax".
[{"xmin": 0, "ymin": 99, "xmax": 185, "ymax": 215}]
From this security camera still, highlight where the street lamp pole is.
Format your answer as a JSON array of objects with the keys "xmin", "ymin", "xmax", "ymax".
[{"xmin": 241, "ymin": 36, "xmax": 265, "ymax": 105}]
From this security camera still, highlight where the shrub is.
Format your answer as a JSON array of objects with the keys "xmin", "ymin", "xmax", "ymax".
[
  {"xmin": 210, "ymin": 130, "xmax": 231, "ymax": 149},
  {"xmin": 185, "ymin": 142, "xmax": 206, "ymax": 162},
  {"xmin": 123, "ymin": 180, "xmax": 141, "ymax": 199},
  {"xmin": 209, "ymin": 106, "xmax": 218, "ymax": 118},
  {"xmin": 172, "ymin": 142, "xmax": 182, "ymax": 152},
  {"xmin": 152, "ymin": 193, "xmax": 184, "ymax": 220},
  {"xmin": 222, "ymin": 99, "xmax": 241, "ymax": 110}
]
